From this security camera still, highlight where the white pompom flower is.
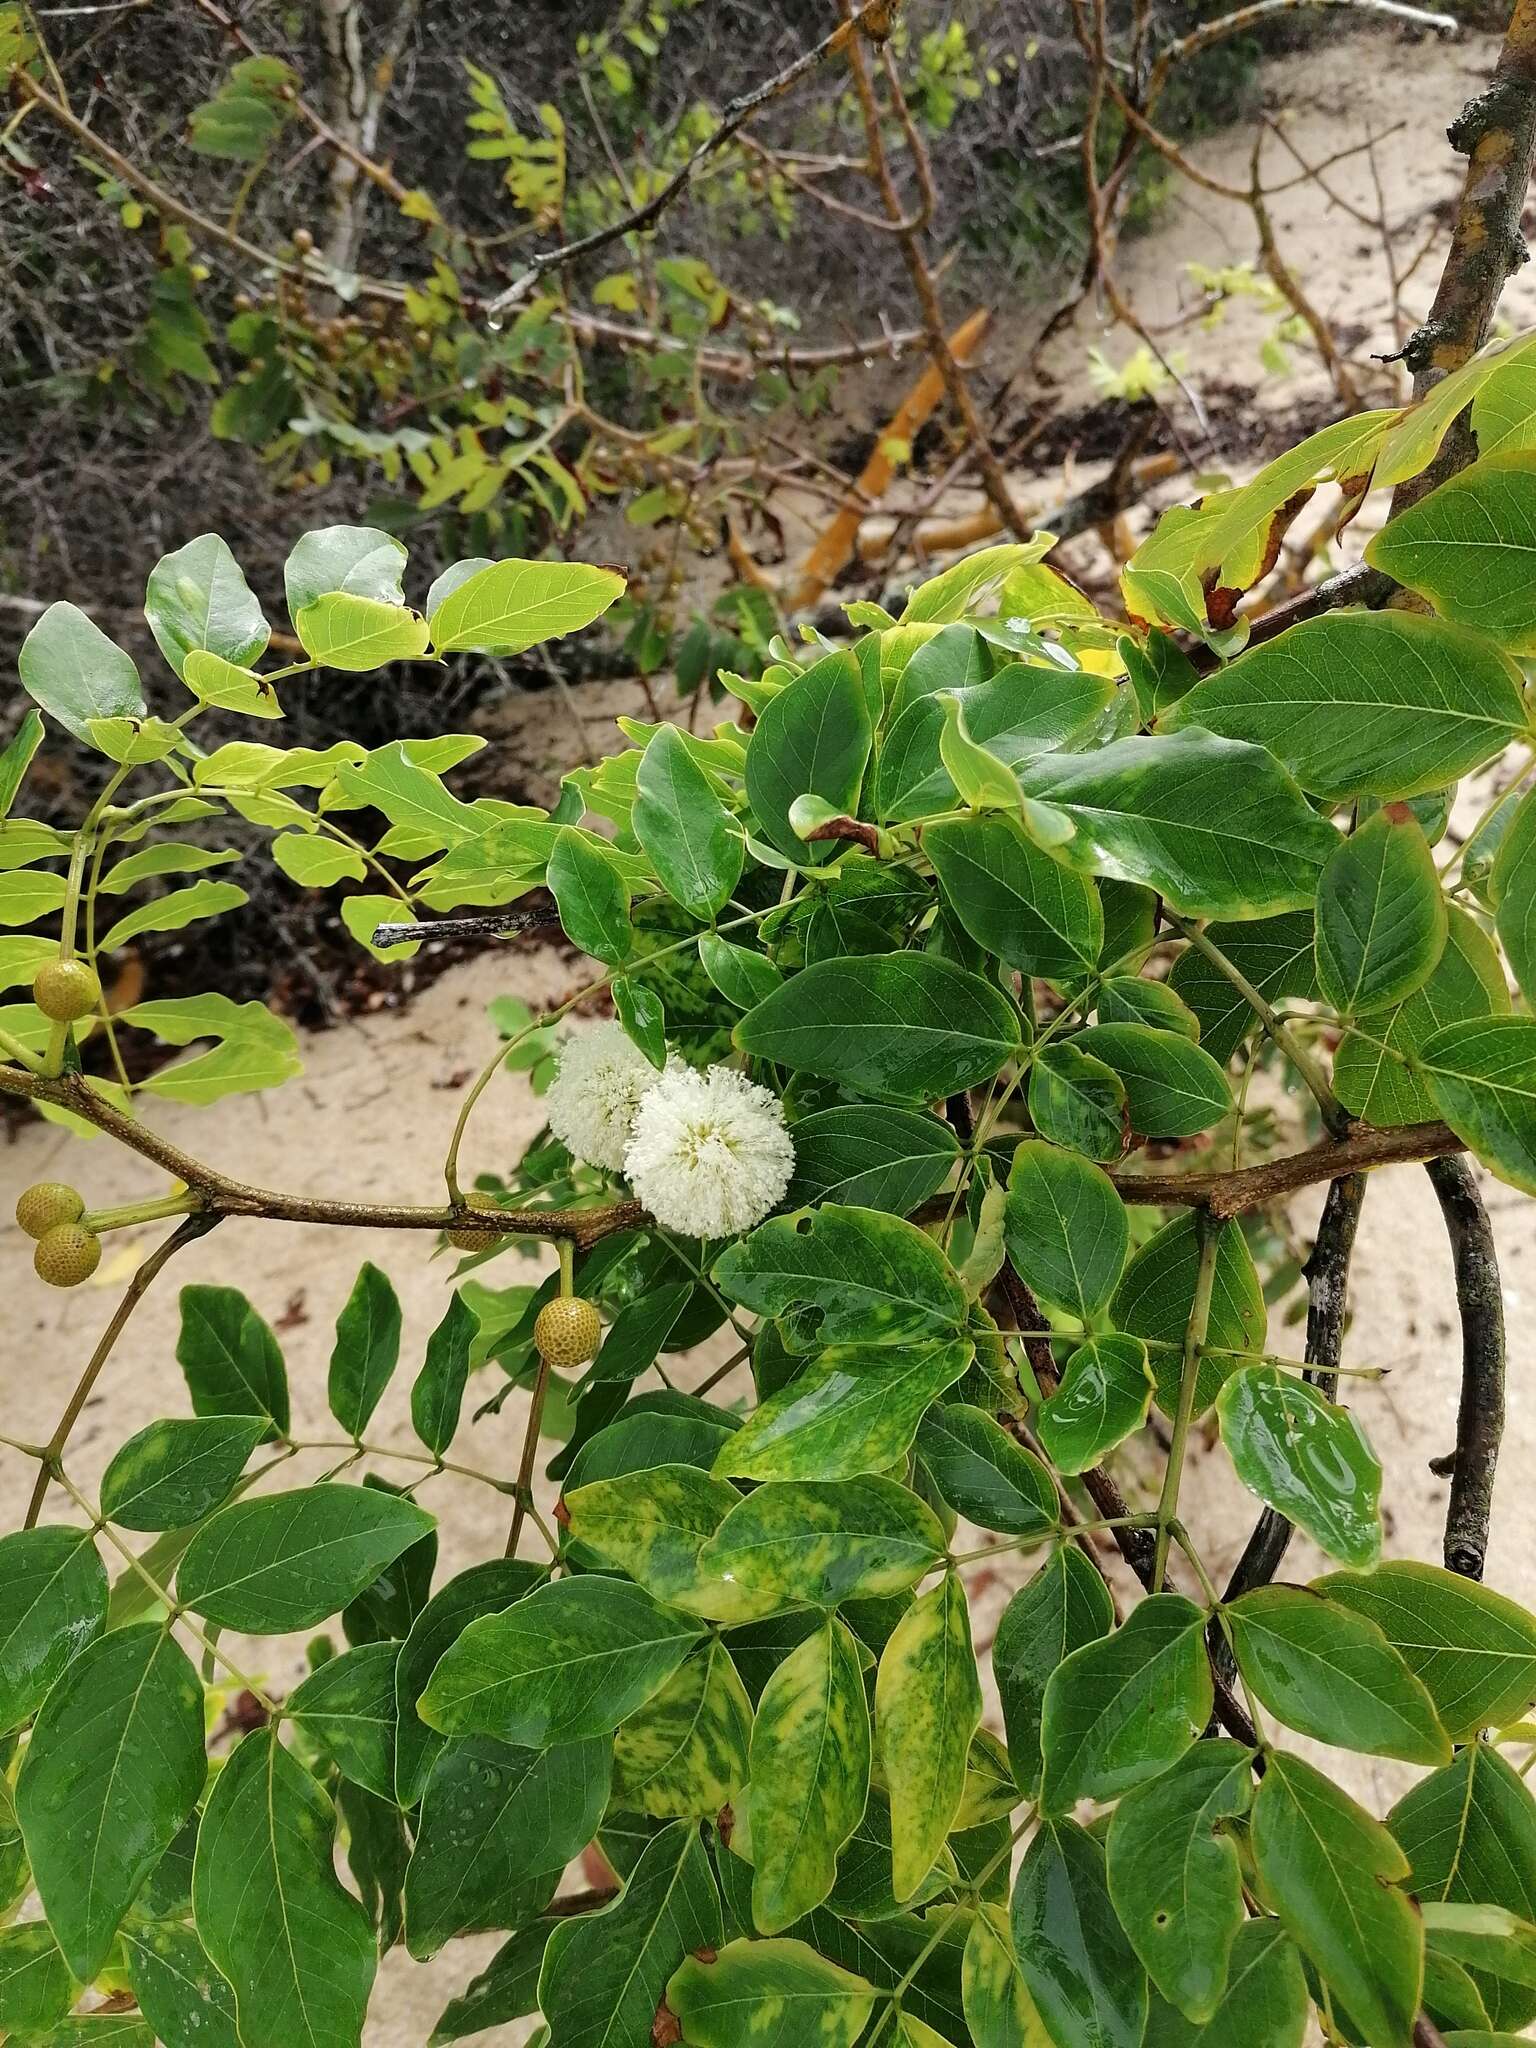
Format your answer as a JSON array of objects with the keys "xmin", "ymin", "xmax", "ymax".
[
  {"xmin": 624, "ymin": 1063, "xmax": 794, "ymax": 1238},
  {"xmin": 544, "ymin": 1020, "xmax": 669, "ymax": 1172}
]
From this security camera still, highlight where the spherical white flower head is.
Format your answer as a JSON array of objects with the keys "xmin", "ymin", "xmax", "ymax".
[
  {"xmin": 625, "ymin": 1064, "xmax": 795, "ymax": 1239},
  {"xmin": 545, "ymin": 1020, "xmax": 667, "ymax": 1172}
]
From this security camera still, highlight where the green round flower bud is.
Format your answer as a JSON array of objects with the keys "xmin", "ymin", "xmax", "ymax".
[
  {"xmin": 32, "ymin": 960, "xmax": 102, "ymax": 1023},
  {"xmin": 533, "ymin": 1295, "xmax": 602, "ymax": 1368}
]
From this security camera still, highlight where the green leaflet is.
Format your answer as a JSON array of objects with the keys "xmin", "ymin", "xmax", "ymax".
[
  {"xmin": 1493, "ymin": 784, "xmax": 1536, "ymax": 1004},
  {"xmin": 1366, "ymin": 451, "xmax": 1536, "ymax": 648},
  {"xmin": 735, "ymin": 951, "xmax": 1023, "ymax": 1104},
  {"xmin": 1216, "ymin": 1365, "xmax": 1382, "ymax": 1570},
  {"xmin": 784, "ymin": 1104, "xmax": 961, "ymax": 1215},
  {"xmin": 1419, "ymin": 1015, "xmax": 1536, "ymax": 1194},
  {"xmin": 1040, "ymin": 1593, "xmax": 1212, "ymax": 1814},
  {"xmin": 1095, "ymin": 973, "xmax": 1201, "ymax": 1038},
  {"xmin": 1005, "ymin": 1139, "xmax": 1129, "ymax": 1318},
  {"xmin": 876, "ymin": 1575, "xmax": 982, "ymax": 1902},
  {"xmin": 711, "ymin": 1337, "xmax": 974, "ymax": 1482},
  {"xmin": 175, "ymin": 1283, "xmax": 290, "ymax": 1437},
  {"xmin": 394, "ymin": 1558, "xmax": 545, "ymax": 1807},
  {"xmin": 712, "ymin": 1203, "xmax": 968, "ymax": 1346},
  {"xmin": 18, "ymin": 1624, "xmax": 206, "ymax": 1980},
  {"xmin": 295, "ymin": 591, "xmax": 430, "ymax": 669},
  {"xmin": 284, "ymin": 524, "xmax": 405, "ymax": 613},
  {"xmin": 286, "ymin": 1640, "xmax": 401, "ymax": 1801},
  {"xmin": 194, "ymin": 1726, "xmax": 376, "ymax": 2048},
  {"xmin": 748, "ymin": 1615, "xmax": 871, "ymax": 1933},
  {"xmin": 145, "ymin": 531, "xmax": 269, "ymax": 678},
  {"xmin": 611, "ymin": 1639, "xmax": 752, "ymax": 1817},
  {"xmin": 926, "ymin": 811, "xmax": 1103, "ymax": 978},
  {"xmin": 427, "ymin": 557, "xmax": 625, "ymax": 655},
  {"xmin": 1335, "ymin": 905, "xmax": 1508, "ymax": 1126},
  {"xmin": 548, "ymin": 826, "xmax": 632, "ymax": 965},
  {"xmin": 1251, "ymin": 1751, "xmax": 1423, "ymax": 2048},
  {"xmin": 122, "ymin": 1921, "xmax": 241, "ymax": 2048},
  {"xmin": 744, "ymin": 648, "xmax": 872, "ymax": 861},
  {"xmin": 176, "ymin": 1483, "xmax": 434, "ymax": 1632},
  {"xmin": 665, "ymin": 1937, "xmax": 877, "ymax": 2047},
  {"xmin": 428, "ymin": 1919, "xmax": 554, "ymax": 2044},
  {"xmin": 99, "ymin": 1414, "xmax": 266, "ymax": 1532},
  {"xmin": 1112, "ymin": 1213, "xmax": 1266, "ymax": 1415},
  {"xmin": 1037, "ymin": 1334, "xmax": 1155, "ymax": 1475},
  {"xmin": 993, "ymin": 1546, "xmax": 1115, "ymax": 1794},
  {"xmin": 914, "ymin": 1404, "xmax": 1059, "ymax": 1537},
  {"xmin": 874, "ymin": 665, "xmax": 1117, "ymax": 823},
  {"xmin": 682, "ymin": 1476, "xmax": 945, "ymax": 1623},
  {"xmin": 963, "ymin": 1902, "xmax": 1050, "ymax": 2048},
  {"xmin": 1015, "ymin": 728, "xmax": 1337, "ymax": 918},
  {"xmin": 1028, "ymin": 1040, "xmax": 1128, "ymax": 1160},
  {"xmin": 699, "ymin": 933, "xmax": 784, "ymax": 1009},
  {"xmin": 410, "ymin": 1290, "xmax": 479, "ymax": 1457},
  {"xmin": 403, "ymin": 1733, "xmax": 610, "ymax": 1957},
  {"xmin": 562, "ymin": 1463, "xmax": 739, "ymax": 1603},
  {"xmin": 1106, "ymin": 1740, "xmax": 1253, "ymax": 2022},
  {"xmin": 1225, "ymin": 1586, "xmax": 1450, "ymax": 1764},
  {"xmin": 0, "ymin": 1921, "xmax": 76, "ymax": 2035},
  {"xmin": 1317, "ymin": 1561, "xmax": 1536, "ymax": 1741},
  {"xmin": 1170, "ymin": 612, "xmax": 1527, "ymax": 800},
  {"xmin": 0, "ymin": 1526, "xmax": 107, "ymax": 1733},
  {"xmin": 1314, "ymin": 808, "xmax": 1447, "ymax": 1016},
  {"xmin": 1011, "ymin": 1818, "xmax": 1148, "ymax": 2048},
  {"xmin": 1072, "ymin": 1023, "xmax": 1232, "ymax": 1138},
  {"xmin": 0, "ymin": 709, "xmax": 45, "ymax": 819},
  {"xmin": 327, "ymin": 1262, "xmax": 403, "ymax": 1439},
  {"xmin": 1168, "ymin": 912, "xmax": 1317, "ymax": 1067},
  {"xmin": 633, "ymin": 723, "xmax": 742, "ymax": 918},
  {"xmin": 1391, "ymin": 1743, "xmax": 1536, "ymax": 2033},
  {"xmin": 18, "ymin": 601, "xmax": 146, "ymax": 743},
  {"xmin": 418, "ymin": 1574, "xmax": 704, "ymax": 1746},
  {"xmin": 1140, "ymin": 1920, "xmax": 1309, "ymax": 2048}
]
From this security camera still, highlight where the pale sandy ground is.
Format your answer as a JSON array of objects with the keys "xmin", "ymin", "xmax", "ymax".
[{"xmin": 5, "ymin": 20, "xmax": 1536, "ymax": 2044}]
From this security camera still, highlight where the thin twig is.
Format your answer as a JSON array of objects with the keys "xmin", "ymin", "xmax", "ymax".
[{"xmin": 1426, "ymin": 1155, "xmax": 1505, "ymax": 1579}]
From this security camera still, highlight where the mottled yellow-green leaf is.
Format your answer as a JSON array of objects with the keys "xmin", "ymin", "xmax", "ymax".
[
  {"xmin": 877, "ymin": 1574, "xmax": 982, "ymax": 1903},
  {"xmin": 611, "ymin": 1640, "xmax": 751, "ymax": 1818},
  {"xmin": 562, "ymin": 1463, "xmax": 738, "ymax": 1604},
  {"xmin": 964, "ymin": 1902, "xmax": 1051, "ymax": 2048},
  {"xmin": 666, "ymin": 1936, "xmax": 877, "ymax": 2047}
]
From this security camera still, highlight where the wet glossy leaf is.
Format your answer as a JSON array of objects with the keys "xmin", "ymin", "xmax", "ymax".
[
  {"xmin": 1005, "ymin": 1138, "xmax": 1129, "ymax": 1317},
  {"xmin": 287, "ymin": 1640, "xmax": 400, "ymax": 1801},
  {"xmin": 1106, "ymin": 1740, "xmax": 1253, "ymax": 2021},
  {"xmin": 562, "ymin": 1463, "xmax": 738, "ymax": 1602},
  {"xmin": 0, "ymin": 1526, "xmax": 107, "ymax": 1733},
  {"xmin": 783, "ymin": 1104, "xmax": 961, "ymax": 1216},
  {"xmin": 611, "ymin": 1639, "xmax": 752, "ymax": 1817},
  {"xmin": 745, "ymin": 649, "xmax": 871, "ymax": 861},
  {"xmin": 1016, "ymin": 728, "xmax": 1337, "ymax": 918},
  {"xmin": 19, "ymin": 601, "xmax": 146, "ymax": 743},
  {"xmin": 1227, "ymin": 1586, "xmax": 1450, "ymax": 1764},
  {"xmin": 877, "ymin": 1575, "xmax": 982, "ymax": 1901},
  {"xmin": 327, "ymin": 1262, "xmax": 402, "ymax": 1439},
  {"xmin": 548, "ymin": 826, "xmax": 631, "ymax": 965},
  {"xmin": 1096, "ymin": 972, "xmax": 1201, "ymax": 1038},
  {"xmin": 194, "ymin": 1726, "xmax": 375, "ymax": 2048},
  {"xmin": 1011, "ymin": 1818, "xmax": 1148, "ymax": 2048},
  {"xmin": 122, "ymin": 1921, "xmax": 241, "ymax": 2048},
  {"xmin": 1420, "ymin": 1016, "xmax": 1536, "ymax": 1195},
  {"xmin": 18, "ymin": 1623, "xmax": 205, "ymax": 1979},
  {"xmin": 1037, "ymin": 1333, "xmax": 1155, "ymax": 1475},
  {"xmin": 713, "ymin": 1203, "xmax": 967, "ymax": 1346},
  {"xmin": 1251, "ymin": 1750, "xmax": 1422, "ymax": 2048},
  {"xmin": 1041, "ymin": 1594, "xmax": 1212, "ymax": 1814},
  {"xmin": 735, "ymin": 952, "xmax": 1022, "ymax": 1104},
  {"xmin": 1028, "ymin": 1041, "xmax": 1128, "ymax": 1161},
  {"xmin": 100, "ymin": 1414, "xmax": 265, "ymax": 1533},
  {"xmin": 404, "ymin": 1733, "xmax": 610, "ymax": 1957},
  {"xmin": 749, "ymin": 1615, "xmax": 871, "ymax": 1932},
  {"xmin": 175, "ymin": 1283, "xmax": 289, "ymax": 1438},
  {"xmin": 394, "ymin": 1558, "xmax": 543, "ymax": 1808},
  {"xmin": 633, "ymin": 723, "xmax": 742, "ymax": 918},
  {"xmin": 1140, "ymin": 1919, "xmax": 1308, "ymax": 2048},
  {"xmin": 1314, "ymin": 808, "xmax": 1447, "ymax": 1015},
  {"xmin": 1072, "ymin": 1023, "xmax": 1232, "ymax": 1138},
  {"xmin": 1317, "ymin": 1562, "xmax": 1536, "ymax": 1741},
  {"xmin": 419, "ymin": 1574, "xmax": 704, "ymax": 1746},
  {"xmin": 1171, "ymin": 612, "xmax": 1527, "ymax": 800},
  {"xmin": 927, "ymin": 812, "xmax": 1102, "ymax": 978},
  {"xmin": 666, "ymin": 1936, "xmax": 877, "ymax": 2046},
  {"xmin": 1113, "ymin": 1214, "xmax": 1265, "ymax": 1416},
  {"xmin": 993, "ymin": 1547, "xmax": 1115, "ymax": 1795},
  {"xmin": 1216, "ymin": 1364, "xmax": 1382, "ymax": 1569},
  {"xmin": 411, "ymin": 1290, "xmax": 478, "ymax": 1457},
  {"xmin": 712, "ymin": 1337, "xmax": 973, "ymax": 1482},
  {"xmin": 698, "ymin": 933, "xmax": 783, "ymax": 1009},
  {"xmin": 684, "ymin": 1476, "xmax": 945, "ymax": 1623},
  {"xmin": 914, "ymin": 1403, "xmax": 1059, "ymax": 1536},
  {"xmin": 963, "ymin": 1901, "xmax": 1049, "ymax": 2047},
  {"xmin": 178, "ymin": 1484, "xmax": 434, "ymax": 1632},
  {"xmin": 540, "ymin": 1817, "xmax": 720, "ymax": 2047}
]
